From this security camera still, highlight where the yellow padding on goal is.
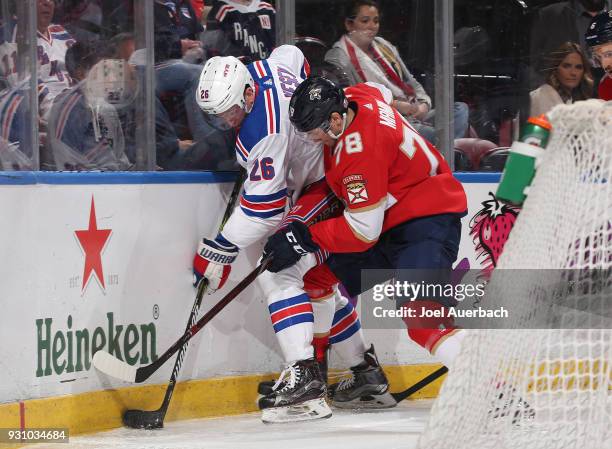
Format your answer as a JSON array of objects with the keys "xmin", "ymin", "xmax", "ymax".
[
  {"xmin": 527, "ymin": 359, "xmax": 612, "ymax": 392},
  {"xmin": 0, "ymin": 364, "xmax": 444, "ymax": 443}
]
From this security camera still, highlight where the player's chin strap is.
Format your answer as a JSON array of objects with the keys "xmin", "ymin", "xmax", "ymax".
[{"xmin": 326, "ymin": 113, "xmax": 348, "ymax": 139}]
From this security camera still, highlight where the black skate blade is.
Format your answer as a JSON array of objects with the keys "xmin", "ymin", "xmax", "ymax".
[{"xmin": 123, "ymin": 409, "xmax": 165, "ymax": 429}]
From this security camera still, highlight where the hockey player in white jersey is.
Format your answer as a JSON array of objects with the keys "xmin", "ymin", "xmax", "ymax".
[{"xmin": 193, "ymin": 45, "xmax": 390, "ymax": 422}]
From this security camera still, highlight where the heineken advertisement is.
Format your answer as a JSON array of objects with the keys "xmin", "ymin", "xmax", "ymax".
[
  {"xmin": 0, "ymin": 179, "xmax": 499, "ymax": 404},
  {"xmin": 36, "ymin": 312, "xmax": 157, "ymax": 377}
]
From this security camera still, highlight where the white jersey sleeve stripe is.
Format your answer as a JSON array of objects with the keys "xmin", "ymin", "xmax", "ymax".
[
  {"xmin": 253, "ymin": 60, "xmax": 267, "ymax": 78},
  {"xmin": 235, "ymin": 136, "xmax": 249, "ymax": 162},
  {"xmin": 261, "ymin": 60, "xmax": 280, "ymax": 134},
  {"xmin": 240, "ymin": 189, "xmax": 287, "ymax": 218},
  {"xmin": 242, "ymin": 188, "xmax": 288, "ymax": 202},
  {"xmin": 241, "ymin": 188, "xmax": 287, "ymax": 207},
  {"xmin": 265, "ymin": 89, "xmax": 274, "ymax": 134},
  {"xmin": 246, "ymin": 61, "xmax": 281, "ymax": 138},
  {"xmin": 240, "ymin": 189, "xmax": 287, "ymax": 217},
  {"xmin": 240, "ymin": 204, "xmax": 285, "ymax": 218}
]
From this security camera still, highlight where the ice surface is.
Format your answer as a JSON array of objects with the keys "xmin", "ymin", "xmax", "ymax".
[{"xmin": 30, "ymin": 401, "xmax": 433, "ymax": 449}]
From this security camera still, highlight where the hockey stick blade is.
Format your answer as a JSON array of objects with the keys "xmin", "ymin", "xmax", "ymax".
[
  {"xmin": 123, "ymin": 408, "xmax": 165, "ymax": 430},
  {"xmin": 92, "ymin": 350, "xmax": 138, "ymax": 382},
  {"xmin": 391, "ymin": 366, "xmax": 448, "ymax": 402},
  {"xmin": 93, "ymin": 256, "xmax": 271, "ymax": 383}
]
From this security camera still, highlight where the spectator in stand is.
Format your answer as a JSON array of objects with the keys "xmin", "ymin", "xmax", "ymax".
[
  {"xmin": 119, "ymin": 32, "xmax": 236, "ymax": 169},
  {"xmin": 530, "ymin": 42, "xmax": 593, "ymax": 116},
  {"xmin": 190, "ymin": 0, "xmax": 206, "ymax": 22},
  {"xmin": 204, "ymin": 0, "xmax": 275, "ymax": 62},
  {"xmin": 530, "ymin": 0, "xmax": 612, "ymax": 87},
  {"xmin": 107, "ymin": 32, "xmax": 192, "ymax": 168},
  {"xmin": 155, "ymin": 0, "xmax": 204, "ymax": 63},
  {"xmin": 324, "ymin": 0, "xmax": 468, "ymax": 145},
  {"xmin": 110, "ymin": 32, "xmax": 136, "ymax": 61},
  {"xmin": 0, "ymin": 81, "xmax": 35, "ymax": 170},
  {"xmin": 46, "ymin": 42, "xmax": 133, "ymax": 171},
  {"xmin": 150, "ymin": 0, "xmax": 225, "ymax": 148},
  {"xmin": 56, "ymin": 0, "xmax": 105, "ymax": 43},
  {"xmin": 0, "ymin": 0, "xmax": 76, "ymax": 122}
]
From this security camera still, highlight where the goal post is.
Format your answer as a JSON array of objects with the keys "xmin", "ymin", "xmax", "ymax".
[{"xmin": 418, "ymin": 100, "xmax": 612, "ymax": 449}]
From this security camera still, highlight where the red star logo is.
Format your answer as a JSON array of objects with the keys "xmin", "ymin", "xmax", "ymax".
[{"xmin": 75, "ymin": 196, "xmax": 112, "ymax": 292}]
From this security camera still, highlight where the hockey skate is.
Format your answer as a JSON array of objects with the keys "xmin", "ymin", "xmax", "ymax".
[
  {"xmin": 328, "ymin": 345, "xmax": 397, "ymax": 409},
  {"xmin": 259, "ymin": 358, "xmax": 332, "ymax": 424},
  {"xmin": 258, "ymin": 348, "xmax": 328, "ymax": 397}
]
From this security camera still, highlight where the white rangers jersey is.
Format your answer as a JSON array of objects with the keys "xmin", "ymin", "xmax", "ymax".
[
  {"xmin": 220, "ymin": 45, "xmax": 324, "ymax": 249},
  {"xmin": 0, "ymin": 21, "xmax": 75, "ymax": 118}
]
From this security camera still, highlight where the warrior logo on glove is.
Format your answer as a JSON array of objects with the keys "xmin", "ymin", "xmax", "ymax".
[
  {"xmin": 199, "ymin": 247, "xmax": 236, "ymax": 264},
  {"xmin": 193, "ymin": 236, "xmax": 239, "ymax": 293}
]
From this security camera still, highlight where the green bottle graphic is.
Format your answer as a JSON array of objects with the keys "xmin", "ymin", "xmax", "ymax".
[{"xmin": 496, "ymin": 115, "xmax": 551, "ymax": 206}]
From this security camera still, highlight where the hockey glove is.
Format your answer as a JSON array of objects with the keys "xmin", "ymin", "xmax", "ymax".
[
  {"xmin": 263, "ymin": 221, "xmax": 320, "ymax": 273},
  {"xmin": 193, "ymin": 235, "xmax": 239, "ymax": 294}
]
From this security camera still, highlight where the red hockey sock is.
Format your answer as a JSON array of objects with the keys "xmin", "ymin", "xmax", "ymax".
[
  {"xmin": 400, "ymin": 301, "xmax": 457, "ymax": 353},
  {"xmin": 312, "ymin": 335, "xmax": 329, "ymax": 363}
]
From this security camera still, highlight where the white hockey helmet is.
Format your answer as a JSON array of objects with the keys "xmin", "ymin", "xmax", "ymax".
[{"xmin": 196, "ymin": 56, "xmax": 255, "ymax": 115}]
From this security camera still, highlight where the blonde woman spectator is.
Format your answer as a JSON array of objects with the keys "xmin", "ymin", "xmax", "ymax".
[{"xmin": 530, "ymin": 42, "xmax": 594, "ymax": 116}]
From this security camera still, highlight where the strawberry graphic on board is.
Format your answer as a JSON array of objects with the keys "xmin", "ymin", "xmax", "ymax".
[{"xmin": 469, "ymin": 192, "xmax": 519, "ymax": 277}]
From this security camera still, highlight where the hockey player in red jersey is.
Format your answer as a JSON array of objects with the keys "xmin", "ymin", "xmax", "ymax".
[
  {"xmin": 586, "ymin": 11, "xmax": 612, "ymax": 100},
  {"xmin": 264, "ymin": 77, "xmax": 469, "ymax": 401}
]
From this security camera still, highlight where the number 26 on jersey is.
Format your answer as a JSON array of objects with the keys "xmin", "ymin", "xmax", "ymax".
[{"xmin": 250, "ymin": 157, "xmax": 275, "ymax": 181}]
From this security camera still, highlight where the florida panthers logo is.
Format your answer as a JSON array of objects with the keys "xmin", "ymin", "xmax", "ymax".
[
  {"xmin": 309, "ymin": 87, "xmax": 322, "ymax": 101},
  {"xmin": 469, "ymin": 192, "xmax": 519, "ymax": 278}
]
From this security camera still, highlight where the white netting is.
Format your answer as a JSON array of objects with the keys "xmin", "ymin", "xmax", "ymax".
[{"xmin": 418, "ymin": 100, "xmax": 612, "ymax": 449}]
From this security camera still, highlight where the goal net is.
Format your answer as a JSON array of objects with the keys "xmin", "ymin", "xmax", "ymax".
[{"xmin": 418, "ymin": 100, "xmax": 612, "ymax": 449}]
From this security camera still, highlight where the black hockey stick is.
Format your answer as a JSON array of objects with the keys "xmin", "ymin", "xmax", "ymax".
[
  {"xmin": 391, "ymin": 366, "xmax": 448, "ymax": 402},
  {"xmin": 93, "ymin": 255, "xmax": 272, "ymax": 384},
  {"xmin": 122, "ymin": 278, "xmax": 207, "ymax": 429},
  {"xmin": 121, "ymin": 172, "xmax": 245, "ymax": 429}
]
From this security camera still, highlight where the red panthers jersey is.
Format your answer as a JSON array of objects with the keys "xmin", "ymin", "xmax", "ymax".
[{"xmin": 309, "ymin": 83, "xmax": 467, "ymax": 253}]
